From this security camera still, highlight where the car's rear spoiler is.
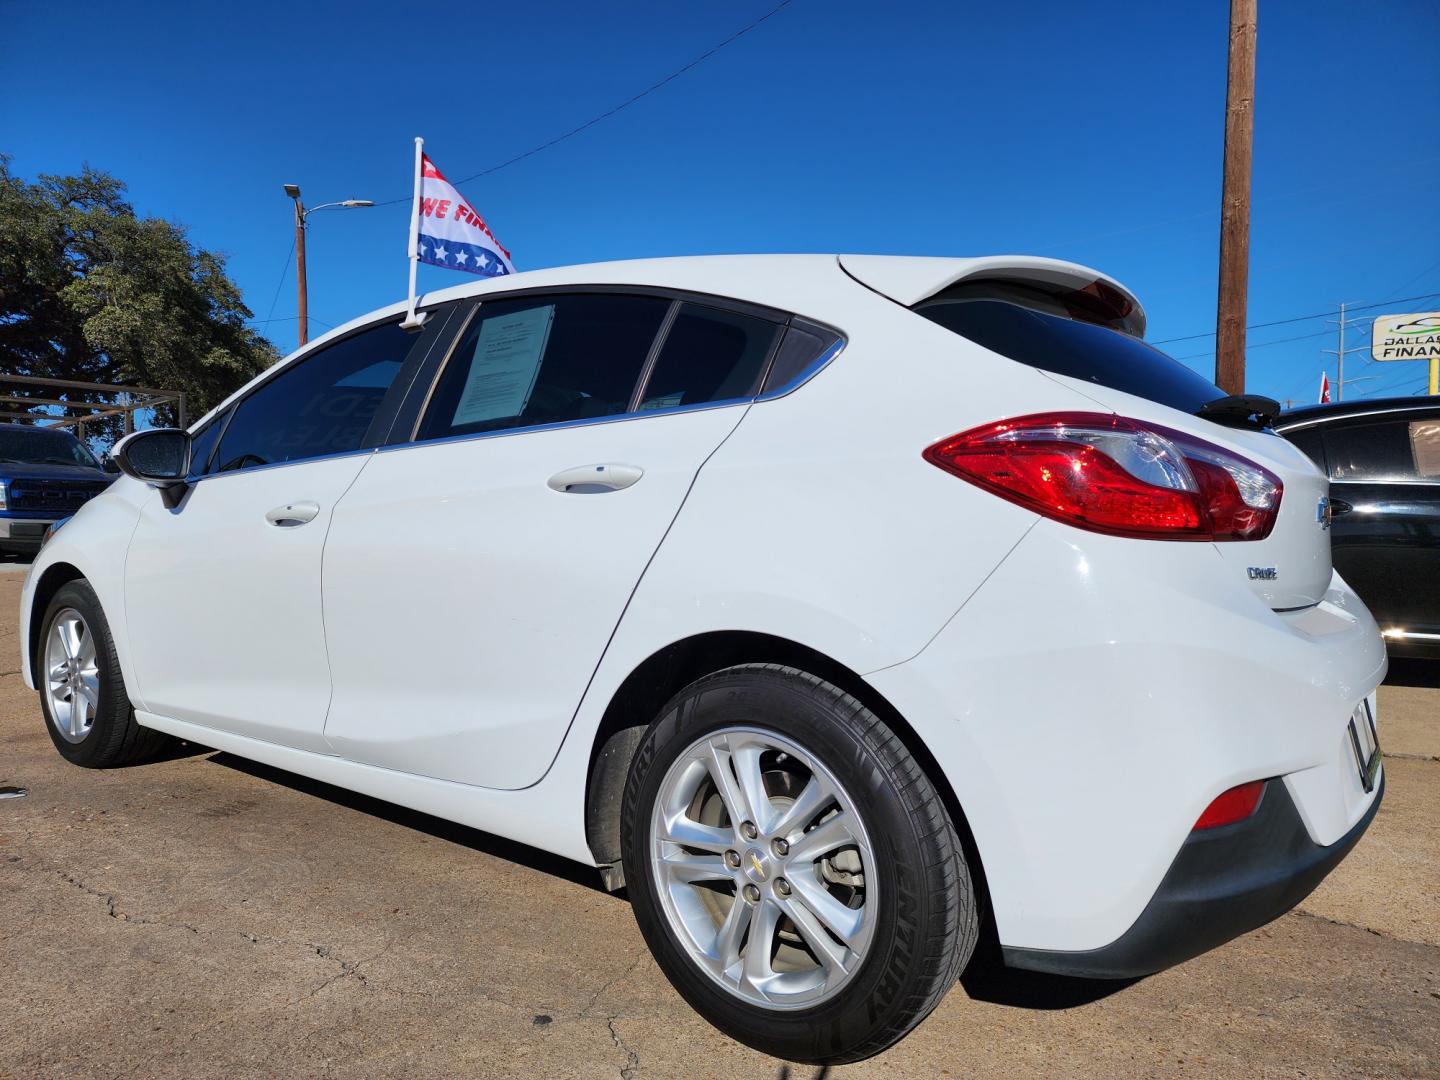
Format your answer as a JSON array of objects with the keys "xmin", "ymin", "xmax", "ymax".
[{"xmin": 838, "ymin": 254, "xmax": 1147, "ymax": 339}]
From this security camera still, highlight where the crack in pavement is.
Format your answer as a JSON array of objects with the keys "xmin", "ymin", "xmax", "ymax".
[
  {"xmin": 1291, "ymin": 907, "xmax": 1440, "ymax": 952},
  {"xmin": 607, "ymin": 1016, "xmax": 641, "ymax": 1080},
  {"xmin": 11, "ymin": 855, "xmax": 415, "ymax": 1002},
  {"xmin": 578, "ymin": 948, "xmax": 649, "ymax": 1020}
]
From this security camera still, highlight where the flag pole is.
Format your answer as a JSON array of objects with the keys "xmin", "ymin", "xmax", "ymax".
[{"xmin": 400, "ymin": 136, "xmax": 427, "ymax": 331}]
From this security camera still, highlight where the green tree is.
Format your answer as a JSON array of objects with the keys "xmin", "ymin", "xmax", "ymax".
[{"xmin": 0, "ymin": 155, "xmax": 278, "ymax": 439}]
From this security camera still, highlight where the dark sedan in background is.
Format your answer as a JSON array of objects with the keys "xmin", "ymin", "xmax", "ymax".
[{"xmin": 1277, "ymin": 397, "xmax": 1440, "ymax": 658}]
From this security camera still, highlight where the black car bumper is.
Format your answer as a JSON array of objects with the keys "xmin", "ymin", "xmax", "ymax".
[
  {"xmin": 0, "ymin": 517, "xmax": 54, "ymax": 553},
  {"xmin": 1002, "ymin": 773, "xmax": 1384, "ymax": 980}
]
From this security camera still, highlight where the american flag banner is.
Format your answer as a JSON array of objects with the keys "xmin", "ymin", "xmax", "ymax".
[{"xmin": 415, "ymin": 153, "xmax": 515, "ymax": 278}]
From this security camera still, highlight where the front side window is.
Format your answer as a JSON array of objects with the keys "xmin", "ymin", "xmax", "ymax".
[
  {"xmin": 417, "ymin": 293, "xmax": 669, "ymax": 441},
  {"xmin": 1323, "ymin": 415, "xmax": 1440, "ymax": 481},
  {"xmin": 637, "ymin": 303, "xmax": 779, "ymax": 410},
  {"xmin": 210, "ymin": 321, "xmax": 413, "ymax": 473}
]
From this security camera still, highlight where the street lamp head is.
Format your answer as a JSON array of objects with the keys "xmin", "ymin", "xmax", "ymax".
[
  {"xmin": 283, "ymin": 183, "xmax": 301, "ymax": 199},
  {"xmin": 340, "ymin": 199, "xmax": 374, "ymax": 208}
]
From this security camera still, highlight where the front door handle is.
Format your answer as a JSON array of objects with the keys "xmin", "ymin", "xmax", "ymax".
[
  {"xmin": 265, "ymin": 500, "xmax": 321, "ymax": 527},
  {"xmin": 1329, "ymin": 497, "xmax": 1353, "ymax": 517},
  {"xmin": 547, "ymin": 464, "xmax": 644, "ymax": 494}
]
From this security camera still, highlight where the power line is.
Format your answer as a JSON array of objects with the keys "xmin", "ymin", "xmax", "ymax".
[
  {"xmin": 1173, "ymin": 326, "xmax": 1334, "ymax": 361},
  {"xmin": 1152, "ymin": 290, "xmax": 1440, "ymax": 345},
  {"xmin": 373, "ymin": 0, "xmax": 796, "ymax": 206},
  {"xmin": 258, "ymin": 236, "xmax": 295, "ymax": 327}
]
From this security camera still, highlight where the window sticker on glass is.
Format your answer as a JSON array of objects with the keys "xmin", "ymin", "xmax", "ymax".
[
  {"xmin": 638, "ymin": 392, "xmax": 684, "ymax": 411},
  {"xmin": 451, "ymin": 304, "xmax": 556, "ymax": 427}
]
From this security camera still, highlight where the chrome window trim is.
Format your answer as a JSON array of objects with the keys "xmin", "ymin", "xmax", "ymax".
[
  {"xmin": 1328, "ymin": 476, "xmax": 1440, "ymax": 487},
  {"xmin": 380, "ymin": 397, "xmax": 754, "ymax": 457},
  {"xmin": 185, "ymin": 445, "xmax": 378, "ymax": 486},
  {"xmin": 1276, "ymin": 403, "xmax": 1440, "ymax": 433}
]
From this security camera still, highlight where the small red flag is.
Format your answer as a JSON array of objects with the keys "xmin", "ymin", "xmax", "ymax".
[{"xmin": 1319, "ymin": 371, "xmax": 1331, "ymax": 404}]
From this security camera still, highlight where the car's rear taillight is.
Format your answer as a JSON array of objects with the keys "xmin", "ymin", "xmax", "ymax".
[
  {"xmin": 923, "ymin": 412, "xmax": 1282, "ymax": 541},
  {"xmin": 1193, "ymin": 780, "xmax": 1266, "ymax": 830}
]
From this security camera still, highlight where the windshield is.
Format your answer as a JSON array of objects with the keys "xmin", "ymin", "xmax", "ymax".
[
  {"xmin": 0, "ymin": 426, "xmax": 104, "ymax": 469},
  {"xmin": 915, "ymin": 296, "xmax": 1224, "ymax": 415}
]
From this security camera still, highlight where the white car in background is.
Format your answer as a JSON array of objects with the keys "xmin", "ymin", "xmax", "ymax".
[{"xmin": 20, "ymin": 255, "xmax": 1385, "ymax": 1063}]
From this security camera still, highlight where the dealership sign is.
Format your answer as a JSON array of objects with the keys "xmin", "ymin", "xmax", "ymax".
[{"xmin": 1371, "ymin": 311, "xmax": 1440, "ymax": 362}]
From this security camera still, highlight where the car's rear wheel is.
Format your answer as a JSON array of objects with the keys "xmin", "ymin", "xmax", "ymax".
[
  {"xmin": 39, "ymin": 580, "xmax": 169, "ymax": 767},
  {"xmin": 621, "ymin": 664, "xmax": 977, "ymax": 1064}
]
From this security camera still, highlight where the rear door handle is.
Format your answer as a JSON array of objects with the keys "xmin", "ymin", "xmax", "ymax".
[
  {"xmin": 547, "ymin": 464, "xmax": 644, "ymax": 494},
  {"xmin": 1329, "ymin": 498, "xmax": 1353, "ymax": 516},
  {"xmin": 265, "ymin": 500, "xmax": 321, "ymax": 527}
]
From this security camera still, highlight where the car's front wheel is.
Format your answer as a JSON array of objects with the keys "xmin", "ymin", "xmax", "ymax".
[
  {"xmin": 38, "ymin": 579, "xmax": 168, "ymax": 767},
  {"xmin": 621, "ymin": 664, "xmax": 978, "ymax": 1064}
]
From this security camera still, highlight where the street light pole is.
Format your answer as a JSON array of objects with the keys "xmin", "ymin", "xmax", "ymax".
[
  {"xmin": 287, "ymin": 187, "xmax": 309, "ymax": 346},
  {"xmin": 283, "ymin": 185, "xmax": 373, "ymax": 349}
]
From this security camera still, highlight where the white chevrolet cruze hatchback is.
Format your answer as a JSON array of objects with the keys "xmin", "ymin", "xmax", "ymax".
[{"xmin": 21, "ymin": 255, "xmax": 1385, "ymax": 1063}]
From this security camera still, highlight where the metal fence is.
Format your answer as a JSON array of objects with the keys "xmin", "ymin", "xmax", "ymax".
[{"xmin": 0, "ymin": 374, "xmax": 186, "ymax": 443}]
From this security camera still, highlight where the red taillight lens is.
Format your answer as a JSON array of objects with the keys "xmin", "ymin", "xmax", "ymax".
[
  {"xmin": 1193, "ymin": 780, "xmax": 1266, "ymax": 830},
  {"xmin": 923, "ymin": 412, "xmax": 1282, "ymax": 541}
]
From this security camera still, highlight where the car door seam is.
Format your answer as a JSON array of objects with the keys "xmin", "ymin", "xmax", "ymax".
[
  {"xmin": 517, "ymin": 402, "xmax": 759, "ymax": 790},
  {"xmin": 317, "ymin": 450, "xmax": 381, "ymax": 755}
]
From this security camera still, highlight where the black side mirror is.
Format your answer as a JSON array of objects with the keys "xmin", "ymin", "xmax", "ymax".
[
  {"xmin": 113, "ymin": 428, "xmax": 192, "ymax": 508},
  {"xmin": 101, "ymin": 454, "xmax": 120, "ymax": 474}
]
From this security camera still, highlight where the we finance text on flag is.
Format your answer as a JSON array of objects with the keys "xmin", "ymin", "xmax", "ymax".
[{"xmin": 416, "ymin": 154, "xmax": 515, "ymax": 278}]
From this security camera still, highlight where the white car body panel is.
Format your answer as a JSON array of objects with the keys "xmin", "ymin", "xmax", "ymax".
[
  {"xmin": 18, "ymin": 253, "xmax": 1385, "ymax": 960},
  {"xmin": 320, "ymin": 402, "xmax": 750, "ymax": 789},
  {"xmin": 123, "ymin": 456, "xmax": 370, "ymax": 753}
]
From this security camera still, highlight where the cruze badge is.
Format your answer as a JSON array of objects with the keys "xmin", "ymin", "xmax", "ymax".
[
  {"xmin": 1317, "ymin": 495, "xmax": 1333, "ymax": 530},
  {"xmin": 1247, "ymin": 567, "xmax": 1278, "ymax": 581}
]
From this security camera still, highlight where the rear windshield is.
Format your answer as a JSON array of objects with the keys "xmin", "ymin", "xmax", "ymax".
[{"xmin": 915, "ymin": 296, "xmax": 1223, "ymax": 415}]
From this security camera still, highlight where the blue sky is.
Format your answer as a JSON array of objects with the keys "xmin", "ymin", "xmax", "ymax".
[{"xmin": 4, "ymin": 0, "xmax": 1438, "ymax": 405}]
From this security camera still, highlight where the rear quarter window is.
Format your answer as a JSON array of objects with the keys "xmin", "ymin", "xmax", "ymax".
[
  {"xmin": 1324, "ymin": 416, "xmax": 1440, "ymax": 481},
  {"xmin": 915, "ymin": 296, "xmax": 1223, "ymax": 415}
]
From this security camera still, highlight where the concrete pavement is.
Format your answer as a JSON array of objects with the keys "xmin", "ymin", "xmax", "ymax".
[{"xmin": 2, "ymin": 572, "xmax": 1437, "ymax": 1078}]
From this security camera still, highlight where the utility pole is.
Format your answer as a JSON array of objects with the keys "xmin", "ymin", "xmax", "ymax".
[
  {"xmin": 282, "ymin": 185, "xmax": 374, "ymax": 350},
  {"xmin": 1324, "ymin": 302, "xmax": 1381, "ymax": 401},
  {"xmin": 285, "ymin": 185, "xmax": 309, "ymax": 346},
  {"xmin": 1214, "ymin": 0, "xmax": 1257, "ymax": 395},
  {"xmin": 1337, "ymin": 300, "xmax": 1345, "ymax": 402}
]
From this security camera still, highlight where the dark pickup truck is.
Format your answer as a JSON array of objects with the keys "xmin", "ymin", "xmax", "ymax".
[{"xmin": 0, "ymin": 425, "xmax": 115, "ymax": 556}]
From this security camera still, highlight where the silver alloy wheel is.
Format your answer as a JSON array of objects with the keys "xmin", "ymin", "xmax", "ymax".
[
  {"xmin": 45, "ymin": 607, "xmax": 100, "ymax": 744},
  {"xmin": 649, "ymin": 726, "xmax": 878, "ymax": 1010}
]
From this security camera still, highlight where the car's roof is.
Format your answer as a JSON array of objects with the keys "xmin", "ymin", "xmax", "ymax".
[
  {"xmin": 299, "ymin": 253, "xmax": 1142, "ymax": 358},
  {"xmin": 1276, "ymin": 396, "xmax": 1439, "ymax": 429}
]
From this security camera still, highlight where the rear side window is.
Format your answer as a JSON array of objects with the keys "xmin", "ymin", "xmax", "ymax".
[
  {"xmin": 418, "ymin": 294, "xmax": 669, "ymax": 440},
  {"xmin": 762, "ymin": 319, "xmax": 843, "ymax": 395},
  {"xmin": 1324, "ymin": 416, "xmax": 1440, "ymax": 481},
  {"xmin": 638, "ymin": 303, "xmax": 779, "ymax": 411},
  {"xmin": 1282, "ymin": 426, "xmax": 1326, "ymax": 473},
  {"xmin": 211, "ymin": 320, "xmax": 413, "ymax": 473},
  {"xmin": 915, "ymin": 297, "xmax": 1223, "ymax": 414}
]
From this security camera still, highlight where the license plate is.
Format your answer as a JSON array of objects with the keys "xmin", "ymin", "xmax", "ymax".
[{"xmin": 1347, "ymin": 699, "xmax": 1381, "ymax": 793}]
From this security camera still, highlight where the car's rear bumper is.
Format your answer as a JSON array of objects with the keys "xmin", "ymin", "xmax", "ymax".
[
  {"xmin": 1001, "ymin": 772, "xmax": 1384, "ymax": 979},
  {"xmin": 865, "ymin": 519, "xmax": 1387, "ymax": 958}
]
